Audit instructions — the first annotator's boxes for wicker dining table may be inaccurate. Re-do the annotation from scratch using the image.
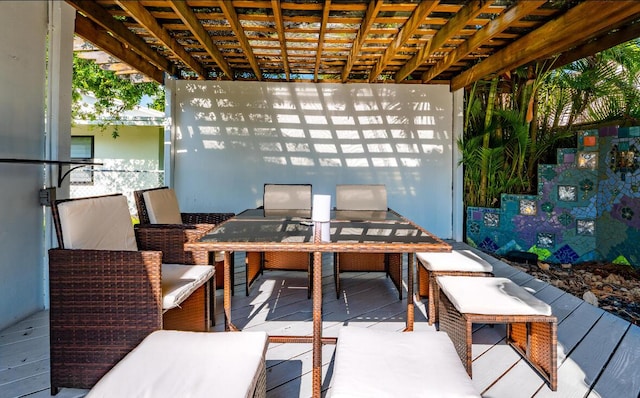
[185,208,451,398]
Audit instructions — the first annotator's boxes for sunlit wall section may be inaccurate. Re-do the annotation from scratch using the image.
[172,81,455,238]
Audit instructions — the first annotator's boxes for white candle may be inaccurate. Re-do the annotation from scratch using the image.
[312,194,331,222]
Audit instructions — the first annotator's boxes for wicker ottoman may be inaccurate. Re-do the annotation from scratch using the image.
[437,276,557,391]
[417,250,493,325]
[329,326,480,397]
[86,330,269,398]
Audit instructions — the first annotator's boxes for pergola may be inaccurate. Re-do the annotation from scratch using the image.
[69,0,640,89]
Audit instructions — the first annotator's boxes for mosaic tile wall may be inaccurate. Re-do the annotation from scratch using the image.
[466,126,640,269]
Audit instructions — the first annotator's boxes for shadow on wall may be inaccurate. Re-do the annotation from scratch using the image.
[171,82,456,237]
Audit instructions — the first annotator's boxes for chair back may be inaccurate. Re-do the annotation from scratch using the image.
[52,194,138,251]
[263,184,312,210]
[139,188,183,224]
[336,184,387,211]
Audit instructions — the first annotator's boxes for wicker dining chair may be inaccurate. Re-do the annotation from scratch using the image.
[333,184,403,299]
[245,184,313,297]
[48,194,215,393]
[134,186,235,292]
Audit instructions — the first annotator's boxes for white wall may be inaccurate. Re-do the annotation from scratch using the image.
[0,1,74,330]
[171,81,457,238]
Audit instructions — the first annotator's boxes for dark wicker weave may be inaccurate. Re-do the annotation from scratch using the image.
[438,288,558,391]
[417,265,492,325]
[49,195,213,394]
[134,187,235,293]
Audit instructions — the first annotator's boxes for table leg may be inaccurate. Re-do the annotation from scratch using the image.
[312,250,323,398]
[405,252,414,331]
[224,251,237,331]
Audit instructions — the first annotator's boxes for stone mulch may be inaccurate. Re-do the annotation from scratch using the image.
[499,258,640,326]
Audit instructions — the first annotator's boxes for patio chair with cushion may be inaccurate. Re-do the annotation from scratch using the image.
[134,186,235,293]
[246,183,313,297]
[333,184,403,299]
[48,194,215,393]
[86,330,269,398]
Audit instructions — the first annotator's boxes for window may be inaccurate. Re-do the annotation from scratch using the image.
[70,136,94,185]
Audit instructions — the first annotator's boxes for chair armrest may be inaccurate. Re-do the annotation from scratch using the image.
[48,248,163,389]
[181,212,235,225]
[134,225,210,264]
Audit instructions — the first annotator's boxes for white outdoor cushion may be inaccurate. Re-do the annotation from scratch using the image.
[161,264,214,310]
[437,276,552,316]
[87,330,268,398]
[143,188,183,224]
[263,184,312,210]
[335,184,387,211]
[57,195,138,251]
[417,250,493,273]
[330,326,480,398]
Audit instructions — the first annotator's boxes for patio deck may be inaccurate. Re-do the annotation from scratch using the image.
[1,242,638,398]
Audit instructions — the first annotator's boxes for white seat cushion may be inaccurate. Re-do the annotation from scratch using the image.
[330,326,480,398]
[57,195,138,251]
[263,184,312,210]
[143,188,183,224]
[336,184,387,211]
[161,264,214,310]
[437,276,552,316]
[87,330,268,398]
[417,250,493,273]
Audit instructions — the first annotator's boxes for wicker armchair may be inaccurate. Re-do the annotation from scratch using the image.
[246,184,313,297]
[49,194,214,393]
[134,186,235,292]
[333,184,403,299]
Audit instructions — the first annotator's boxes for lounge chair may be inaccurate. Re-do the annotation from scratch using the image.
[49,194,215,392]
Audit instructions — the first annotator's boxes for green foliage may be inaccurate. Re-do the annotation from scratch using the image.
[72,55,165,138]
[461,39,640,209]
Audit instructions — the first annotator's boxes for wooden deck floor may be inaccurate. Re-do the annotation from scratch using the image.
[1,243,639,397]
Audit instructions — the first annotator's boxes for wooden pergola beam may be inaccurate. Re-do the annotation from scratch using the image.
[451,1,640,91]
[74,14,164,84]
[368,0,439,82]
[420,1,545,83]
[219,0,262,80]
[314,0,331,82]
[341,0,383,82]
[67,0,174,77]
[115,0,208,79]
[271,0,291,80]
[395,0,494,82]
[169,0,234,79]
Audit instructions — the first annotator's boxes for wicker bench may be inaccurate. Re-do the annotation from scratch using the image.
[86,330,269,398]
[437,276,557,391]
[417,250,493,325]
[329,326,480,397]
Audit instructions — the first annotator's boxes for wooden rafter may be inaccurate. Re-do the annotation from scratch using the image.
[168,0,233,79]
[420,1,545,83]
[341,0,383,82]
[115,0,207,79]
[219,0,262,80]
[314,0,331,82]
[67,0,174,76]
[451,1,640,91]
[271,0,291,80]
[368,0,439,82]
[395,0,493,82]
[74,14,164,83]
